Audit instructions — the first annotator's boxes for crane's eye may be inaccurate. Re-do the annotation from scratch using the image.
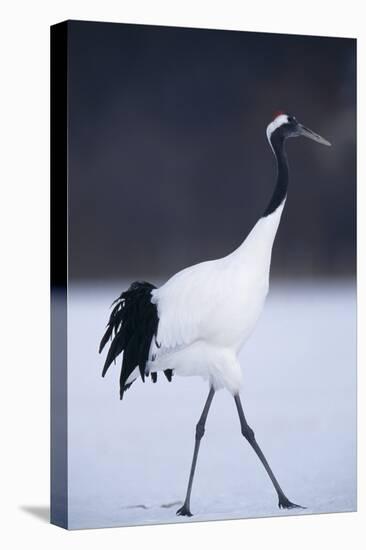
[287,116,297,125]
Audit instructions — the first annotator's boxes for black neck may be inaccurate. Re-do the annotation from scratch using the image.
[263,132,289,217]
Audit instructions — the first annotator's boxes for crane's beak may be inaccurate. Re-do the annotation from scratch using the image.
[297,124,331,146]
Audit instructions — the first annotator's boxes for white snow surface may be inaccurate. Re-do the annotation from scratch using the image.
[67,280,356,529]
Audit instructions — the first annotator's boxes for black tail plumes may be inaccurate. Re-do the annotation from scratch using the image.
[99,281,172,399]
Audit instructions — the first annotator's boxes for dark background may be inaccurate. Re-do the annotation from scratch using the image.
[67,20,356,282]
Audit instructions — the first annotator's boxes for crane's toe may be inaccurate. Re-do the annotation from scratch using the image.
[278,496,306,510]
[176,504,193,517]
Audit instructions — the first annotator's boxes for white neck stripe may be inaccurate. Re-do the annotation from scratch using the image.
[266,114,289,152]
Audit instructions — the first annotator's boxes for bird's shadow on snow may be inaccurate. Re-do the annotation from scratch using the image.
[121,501,183,511]
[20,505,49,523]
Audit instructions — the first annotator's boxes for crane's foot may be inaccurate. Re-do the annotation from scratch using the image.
[176,503,193,517]
[278,495,306,510]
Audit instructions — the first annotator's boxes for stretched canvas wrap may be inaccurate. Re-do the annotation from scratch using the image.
[51,20,357,530]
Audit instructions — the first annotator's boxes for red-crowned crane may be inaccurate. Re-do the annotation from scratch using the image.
[100,112,331,517]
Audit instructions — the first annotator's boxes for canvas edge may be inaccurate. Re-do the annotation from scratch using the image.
[50,20,69,530]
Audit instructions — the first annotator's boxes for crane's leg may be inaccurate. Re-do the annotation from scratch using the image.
[176,387,215,517]
[234,394,304,510]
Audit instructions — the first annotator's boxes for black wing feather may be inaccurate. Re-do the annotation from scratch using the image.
[99,281,173,400]
[164,369,173,382]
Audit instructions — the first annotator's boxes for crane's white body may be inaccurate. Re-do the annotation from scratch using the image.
[146,201,285,394]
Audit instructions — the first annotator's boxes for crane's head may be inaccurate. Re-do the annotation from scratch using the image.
[266,112,331,148]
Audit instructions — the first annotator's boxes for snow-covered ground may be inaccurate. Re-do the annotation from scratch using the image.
[67,280,356,529]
